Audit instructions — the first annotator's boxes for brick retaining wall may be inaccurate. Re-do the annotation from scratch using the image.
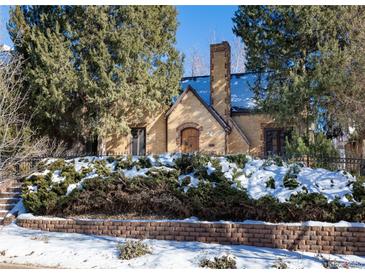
[16,218,365,256]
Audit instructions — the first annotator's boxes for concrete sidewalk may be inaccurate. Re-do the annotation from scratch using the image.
[0,262,54,269]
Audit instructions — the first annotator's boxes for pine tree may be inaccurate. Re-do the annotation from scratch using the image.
[232,6,364,138]
[8,6,183,150]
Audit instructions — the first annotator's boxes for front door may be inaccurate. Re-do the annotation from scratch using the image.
[181,128,199,153]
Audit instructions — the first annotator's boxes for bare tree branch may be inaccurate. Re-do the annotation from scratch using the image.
[230,37,246,74]
[0,53,61,179]
[187,46,208,77]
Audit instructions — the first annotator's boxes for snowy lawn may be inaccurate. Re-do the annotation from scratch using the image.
[0,223,365,269]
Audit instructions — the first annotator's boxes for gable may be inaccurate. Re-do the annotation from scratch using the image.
[166,86,231,132]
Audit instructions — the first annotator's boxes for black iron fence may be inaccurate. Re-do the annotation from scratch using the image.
[1,153,365,180]
[263,154,365,176]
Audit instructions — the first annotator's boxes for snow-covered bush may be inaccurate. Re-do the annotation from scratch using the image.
[175,153,211,174]
[263,155,284,167]
[265,177,276,189]
[22,158,96,215]
[20,153,365,222]
[117,240,152,260]
[226,154,249,168]
[199,255,237,269]
[271,258,288,269]
[283,164,301,189]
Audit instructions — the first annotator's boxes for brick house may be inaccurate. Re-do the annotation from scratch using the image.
[102,41,288,157]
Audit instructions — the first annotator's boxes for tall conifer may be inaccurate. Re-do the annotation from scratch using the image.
[233,6,364,137]
[8,6,183,149]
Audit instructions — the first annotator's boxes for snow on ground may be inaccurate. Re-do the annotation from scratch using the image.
[238,160,356,204]
[5,200,26,218]
[1,223,365,269]
[14,211,365,228]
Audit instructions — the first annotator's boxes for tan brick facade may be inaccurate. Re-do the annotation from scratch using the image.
[210,42,231,122]
[166,89,227,154]
[16,218,365,256]
[232,113,275,156]
[105,111,167,155]
[103,41,279,157]
[227,118,250,154]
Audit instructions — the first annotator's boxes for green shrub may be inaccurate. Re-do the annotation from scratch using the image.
[232,169,245,186]
[106,157,115,164]
[345,193,353,202]
[21,155,365,223]
[115,156,134,170]
[285,132,339,167]
[271,258,288,269]
[117,240,152,260]
[137,156,153,168]
[263,155,284,167]
[317,254,340,269]
[60,165,82,188]
[265,177,276,189]
[287,193,344,222]
[226,154,248,168]
[353,177,365,202]
[36,161,47,172]
[195,163,228,186]
[175,154,211,174]
[22,191,43,214]
[80,167,93,177]
[21,160,94,215]
[93,160,111,176]
[48,159,66,171]
[283,177,299,189]
[283,164,301,189]
[288,163,302,175]
[61,168,186,217]
[199,255,237,269]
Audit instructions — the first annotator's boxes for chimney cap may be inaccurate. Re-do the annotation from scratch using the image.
[210,41,230,48]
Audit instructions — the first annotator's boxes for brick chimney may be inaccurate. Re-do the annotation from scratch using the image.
[210,41,231,122]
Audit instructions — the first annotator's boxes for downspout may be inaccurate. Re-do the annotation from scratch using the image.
[165,114,169,153]
[225,129,228,155]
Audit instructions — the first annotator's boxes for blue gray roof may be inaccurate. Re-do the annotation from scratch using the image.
[180,72,261,112]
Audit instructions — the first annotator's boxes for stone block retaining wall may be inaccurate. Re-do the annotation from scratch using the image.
[0,179,17,192]
[16,218,365,256]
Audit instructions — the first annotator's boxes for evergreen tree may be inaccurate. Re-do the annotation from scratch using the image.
[232,6,364,138]
[8,6,183,150]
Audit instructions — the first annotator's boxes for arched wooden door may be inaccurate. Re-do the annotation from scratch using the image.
[181,128,199,153]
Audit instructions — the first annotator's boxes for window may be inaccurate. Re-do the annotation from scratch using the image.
[131,128,146,156]
[264,128,290,156]
[85,135,98,155]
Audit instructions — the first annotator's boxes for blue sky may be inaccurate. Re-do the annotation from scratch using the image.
[0,5,239,74]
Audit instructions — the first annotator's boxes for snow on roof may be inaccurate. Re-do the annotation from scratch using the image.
[180,72,262,111]
[180,75,211,104]
[0,44,12,52]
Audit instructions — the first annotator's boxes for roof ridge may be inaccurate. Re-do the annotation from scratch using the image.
[181,71,267,80]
